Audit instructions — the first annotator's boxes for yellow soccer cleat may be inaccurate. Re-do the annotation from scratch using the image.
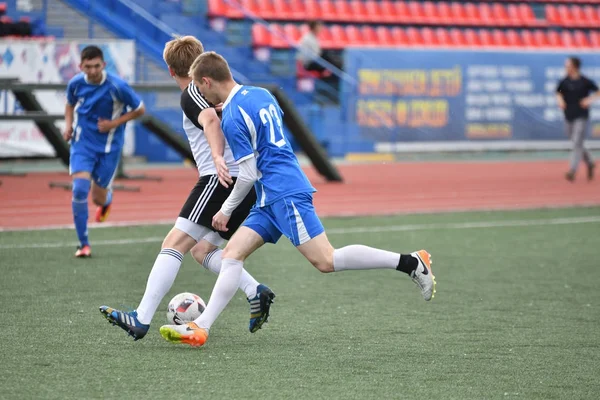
[159,322,209,347]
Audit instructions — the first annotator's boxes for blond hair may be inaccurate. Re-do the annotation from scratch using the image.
[188,51,232,83]
[163,35,204,78]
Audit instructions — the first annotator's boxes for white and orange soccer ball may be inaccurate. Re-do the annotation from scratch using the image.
[166,292,206,325]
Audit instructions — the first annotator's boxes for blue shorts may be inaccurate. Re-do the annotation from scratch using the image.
[69,146,121,189]
[243,192,325,247]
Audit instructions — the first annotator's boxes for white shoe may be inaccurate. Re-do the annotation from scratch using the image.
[410,250,436,301]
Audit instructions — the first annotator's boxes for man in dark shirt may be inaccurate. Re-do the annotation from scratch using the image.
[556,56,599,181]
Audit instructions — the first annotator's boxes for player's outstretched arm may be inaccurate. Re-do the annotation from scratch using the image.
[199,108,232,188]
[212,156,258,231]
[98,103,145,133]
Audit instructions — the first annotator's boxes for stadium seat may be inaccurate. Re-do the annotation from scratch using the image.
[533,30,550,47]
[435,28,451,46]
[320,0,336,21]
[507,5,521,26]
[520,30,535,48]
[406,27,423,46]
[252,23,270,47]
[283,23,301,43]
[330,25,349,48]
[394,1,410,23]
[407,1,426,24]
[345,25,364,46]
[259,0,277,20]
[334,0,355,22]
[271,0,293,20]
[376,26,395,46]
[560,30,577,48]
[363,1,383,23]
[450,3,468,25]
[464,29,482,47]
[422,2,441,25]
[207,0,227,17]
[287,0,304,20]
[318,25,335,49]
[506,30,523,47]
[582,5,600,27]
[556,5,575,26]
[545,5,559,24]
[573,30,591,48]
[547,30,562,47]
[304,0,322,20]
[464,3,480,26]
[224,0,244,19]
[378,1,397,24]
[589,31,600,48]
[421,27,437,46]
[491,4,511,26]
[391,26,409,46]
[492,29,508,47]
[519,4,542,27]
[479,29,494,47]
[361,26,378,46]
[477,4,494,26]
[269,23,288,48]
[350,1,373,23]
[437,2,451,25]
[449,28,467,47]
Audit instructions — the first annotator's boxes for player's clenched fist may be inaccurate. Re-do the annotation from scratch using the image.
[98,118,118,132]
[212,210,230,232]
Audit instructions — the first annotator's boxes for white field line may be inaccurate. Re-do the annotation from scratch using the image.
[1,215,599,250]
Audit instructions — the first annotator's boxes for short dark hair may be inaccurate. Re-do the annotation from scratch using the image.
[568,56,581,70]
[189,51,232,83]
[309,20,322,32]
[80,45,104,62]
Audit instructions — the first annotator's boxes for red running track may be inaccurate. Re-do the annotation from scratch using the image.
[1,160,599,230]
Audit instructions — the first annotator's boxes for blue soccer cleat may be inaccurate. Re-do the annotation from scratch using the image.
[99,306,149,341]
[247,284,276,333]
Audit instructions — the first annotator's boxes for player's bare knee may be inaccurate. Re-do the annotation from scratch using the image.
[162,227,196,254]
[191,241,218,265]
[312,256,334,273]
[222,245,246,262]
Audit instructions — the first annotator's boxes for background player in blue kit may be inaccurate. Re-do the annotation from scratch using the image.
[63,46,145,257]
[159,52,437,347]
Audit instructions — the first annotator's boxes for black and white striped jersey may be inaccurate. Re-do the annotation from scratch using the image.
[180,82,238,177]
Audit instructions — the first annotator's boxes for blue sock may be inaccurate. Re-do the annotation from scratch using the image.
[72,178,91,247]
[104,189,112,207]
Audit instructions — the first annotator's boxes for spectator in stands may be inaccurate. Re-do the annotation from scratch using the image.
[556,56,600,182]
[296,21,342,74]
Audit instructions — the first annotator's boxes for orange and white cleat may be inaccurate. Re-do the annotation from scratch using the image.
[95,203,111,223]
[75,245,92,258]
[410,250,436,301]
[159,322,208,347]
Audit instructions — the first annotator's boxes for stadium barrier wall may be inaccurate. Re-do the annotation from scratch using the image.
[333,48,600,156]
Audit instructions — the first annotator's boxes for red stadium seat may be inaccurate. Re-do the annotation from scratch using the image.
[207,0,227,17]
[437,2,451,25]
[533,30,550,47]
[477,4,494,26]
[463,29,481,47]
[589,31,600,48]
[505,30,523,47]
[557,5,575,26]
[376,26,395,46]
[492,29,508,47]
[573,31,591,48]
[570,5,587,27]
[492,4,510,26]
[317,25,334,49]
[519,4,540,27]
[345,25,364,46]
[506,5,521,26]
[547,30,562,47]
[449,28,467,47]
[391,27,409,46]
[450,3,468,25]
[269,24,288,48]
[406,27,423,46]
[545,5,559,24]
[240,0,259,17]
[420,27,437,46]
[334,0,355,22]
[350,1,372,23]
[272,0,293,20]
[394,1,410,23]
[330,25,349,48]
[378,1,397,23]
[423,2,441,25]
[560,30,577,48]
[407,1,426,24]
[260,0,277,20]
[364,1,383,23]
[479,29,494,47]
[464,3,480,25]
[583,6,600,27]
[520,30,535,48]
[435,28,451,46]
[304,0,321,19]
[320,0,337,21]
[223,0,244,19]
[361,26,378,46]
[252,23,270,47]
[287,0,305,20]
[283,24,301,44]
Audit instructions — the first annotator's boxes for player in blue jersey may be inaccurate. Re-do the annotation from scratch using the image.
[159,52,437,347]
[63,46,145,257]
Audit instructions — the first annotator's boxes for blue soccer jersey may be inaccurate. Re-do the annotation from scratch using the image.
[221,85,315,207]
[66,71,143,153]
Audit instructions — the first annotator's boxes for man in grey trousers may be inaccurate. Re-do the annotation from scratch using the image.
[556,56,600,182]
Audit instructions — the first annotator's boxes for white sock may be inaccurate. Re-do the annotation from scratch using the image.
[194,258,243,331]
[333,245,400,272]
[203,249,259,299]
[136,248,183,325]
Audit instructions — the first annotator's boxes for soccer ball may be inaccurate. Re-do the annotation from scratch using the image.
[166,292,206,325]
